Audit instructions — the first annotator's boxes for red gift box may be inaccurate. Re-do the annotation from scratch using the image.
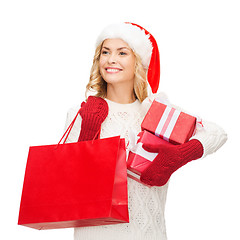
[141,99,196,145]
[18,109,129,230]
[127,131,172,184]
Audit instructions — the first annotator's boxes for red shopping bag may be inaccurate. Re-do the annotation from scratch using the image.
[18,108,129,230]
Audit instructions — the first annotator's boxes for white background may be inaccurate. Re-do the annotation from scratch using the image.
[0,0,239,239]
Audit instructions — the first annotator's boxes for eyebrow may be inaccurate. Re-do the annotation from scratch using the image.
[102,46,131,51]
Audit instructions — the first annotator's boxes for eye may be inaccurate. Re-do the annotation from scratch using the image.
[119,51,127,56]
[101,50,109,55]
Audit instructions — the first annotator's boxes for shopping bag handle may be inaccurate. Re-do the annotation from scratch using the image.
[58,108,81,145]
[91,127,101,144]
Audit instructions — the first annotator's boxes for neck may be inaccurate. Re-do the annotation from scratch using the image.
[106,83,136,104]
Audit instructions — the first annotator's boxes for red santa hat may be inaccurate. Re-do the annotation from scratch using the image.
[96,22,160,93]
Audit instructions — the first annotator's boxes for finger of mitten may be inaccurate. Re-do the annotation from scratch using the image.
[140,165,167,187]
[140,174,155,186]
[81,96,100,113]
[82,96,108,120]
[80,98,103,116]
[81,101,86,108]
[87,96,107,111]
[142,143,162,153]
[140,174,168,187]
[141,150,170,177]
[140,162,157,185]
[140,160,169,187]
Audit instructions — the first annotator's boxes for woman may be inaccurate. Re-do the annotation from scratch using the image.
[65,22,227,240]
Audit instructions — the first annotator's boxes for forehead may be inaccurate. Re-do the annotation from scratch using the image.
[102,38,131,49]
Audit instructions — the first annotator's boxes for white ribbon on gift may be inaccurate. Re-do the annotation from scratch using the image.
[127,130,158,183]
[154,103,181,142]
[154,98,204,141]
[127,130,158,162]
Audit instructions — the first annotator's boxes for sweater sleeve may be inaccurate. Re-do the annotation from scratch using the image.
[189,120,227,158]
[63,106,82,143]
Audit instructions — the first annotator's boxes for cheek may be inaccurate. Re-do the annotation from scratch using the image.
[125,58,135,75]
[99,58,106,76]
[99,57,105,68]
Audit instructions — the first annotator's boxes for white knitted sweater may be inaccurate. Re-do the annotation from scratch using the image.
[64,93,227,240]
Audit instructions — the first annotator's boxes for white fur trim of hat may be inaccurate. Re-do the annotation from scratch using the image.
[96,23,153,69]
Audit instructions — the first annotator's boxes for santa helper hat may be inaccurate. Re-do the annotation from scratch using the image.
[96,22,160,93]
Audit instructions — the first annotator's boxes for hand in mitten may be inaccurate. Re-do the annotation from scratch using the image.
[140,139,204,186]
[78,96,108,141]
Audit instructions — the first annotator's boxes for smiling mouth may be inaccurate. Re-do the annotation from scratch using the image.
[105,68,122,73]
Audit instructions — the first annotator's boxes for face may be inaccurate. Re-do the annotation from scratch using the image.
[99,38,136,86]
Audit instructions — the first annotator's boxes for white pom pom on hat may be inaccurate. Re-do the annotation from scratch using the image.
[96,22,160,93]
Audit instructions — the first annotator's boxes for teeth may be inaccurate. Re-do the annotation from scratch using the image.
[106,68,120,72]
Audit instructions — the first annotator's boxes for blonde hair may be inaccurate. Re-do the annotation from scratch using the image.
[86,42,148,102]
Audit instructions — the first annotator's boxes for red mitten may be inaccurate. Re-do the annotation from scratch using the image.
[78,96,108,141]
[140,139,204,186]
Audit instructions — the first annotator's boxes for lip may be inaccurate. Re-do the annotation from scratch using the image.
[105,67,122,73]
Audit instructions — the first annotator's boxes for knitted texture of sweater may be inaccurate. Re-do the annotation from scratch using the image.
[64,93,227,240]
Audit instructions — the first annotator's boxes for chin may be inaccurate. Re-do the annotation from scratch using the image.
[103,76,125,84]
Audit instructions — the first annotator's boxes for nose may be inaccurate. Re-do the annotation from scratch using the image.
[108,53,117,64]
